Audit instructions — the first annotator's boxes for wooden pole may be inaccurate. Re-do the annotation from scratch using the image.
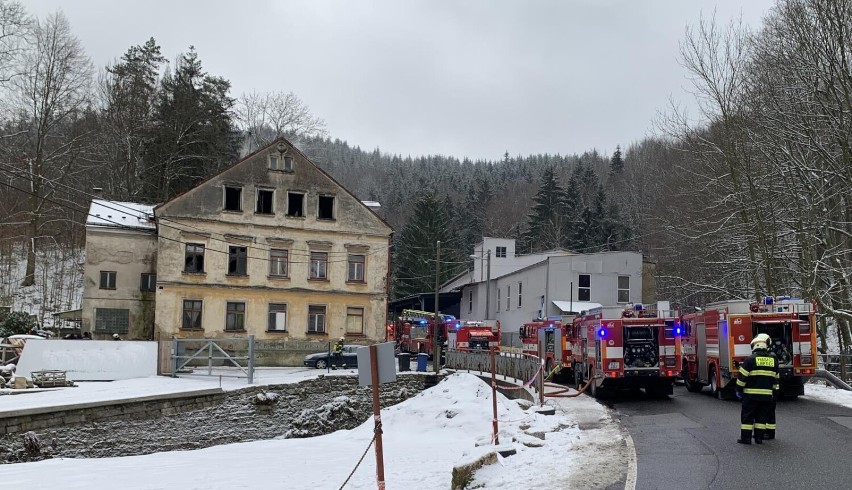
[491,347,499,445]
[370,345,386,489]
[434,240,441,373]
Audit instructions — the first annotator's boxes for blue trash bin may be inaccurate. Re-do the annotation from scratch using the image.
[416,353,429,372]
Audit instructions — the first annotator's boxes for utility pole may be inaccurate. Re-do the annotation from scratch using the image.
[485,249,492,320]
[433,240,441,374]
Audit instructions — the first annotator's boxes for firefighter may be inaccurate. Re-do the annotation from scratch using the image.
[333,337,344,358]
[736,333,779,445]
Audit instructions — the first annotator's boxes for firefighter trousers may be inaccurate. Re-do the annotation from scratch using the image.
[766,397,776,439]
[740,397,771,442]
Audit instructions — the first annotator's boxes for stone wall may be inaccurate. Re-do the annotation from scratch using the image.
[0,373,441,464]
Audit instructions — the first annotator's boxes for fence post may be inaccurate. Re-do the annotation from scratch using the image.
[247,335,255,384]
[171,336,178,377]
[207,340,213,376]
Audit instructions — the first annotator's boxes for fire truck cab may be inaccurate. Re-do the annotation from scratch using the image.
[681,297,817,399]
[572,302,681,398]
[448,320,500,351]
[394,309,455,356]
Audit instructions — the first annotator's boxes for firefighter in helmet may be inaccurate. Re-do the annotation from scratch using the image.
[333,337,345,358]
[736,333,779,444]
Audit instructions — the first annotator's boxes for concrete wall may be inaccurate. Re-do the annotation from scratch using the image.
[154,139,393,343]
[82,228,157,340]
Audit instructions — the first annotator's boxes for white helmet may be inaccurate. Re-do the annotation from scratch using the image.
[339,337,345,342]
[750,333,770,351]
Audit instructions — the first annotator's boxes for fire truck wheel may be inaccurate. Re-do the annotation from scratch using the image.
[709,369,722,400]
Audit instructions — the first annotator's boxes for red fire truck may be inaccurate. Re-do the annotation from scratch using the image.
[519,320,574,379]
[393,309,456,355]
[571,302,682,398]
[680,297,817,399]
[448,320,501,352]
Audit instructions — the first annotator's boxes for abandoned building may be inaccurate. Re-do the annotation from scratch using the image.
[81,138,393,347]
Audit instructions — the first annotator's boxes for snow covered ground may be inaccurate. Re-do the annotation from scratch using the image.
[2,371,628,489]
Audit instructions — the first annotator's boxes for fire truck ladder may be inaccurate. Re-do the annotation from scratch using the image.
[400,309,455,323]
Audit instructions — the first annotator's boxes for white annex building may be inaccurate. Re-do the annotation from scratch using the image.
[440,237,655,330]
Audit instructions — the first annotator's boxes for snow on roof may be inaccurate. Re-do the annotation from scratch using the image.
[86,200,156,230]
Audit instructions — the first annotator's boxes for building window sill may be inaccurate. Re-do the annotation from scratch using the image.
[224,329,246,333]
[305,331,327,336]
[182,271,207,276]
[285,215,306,219]
[254,212,274,217]
[226,274,249,278]
[345,333,366,338]
[308,277,329,282]
[266,329,288,334]
[99,287,116,291]
[345,280,366,285]
[269,169,294,174]
[268,275,290,280]
[180,327,203,332]
[317,218,336,222]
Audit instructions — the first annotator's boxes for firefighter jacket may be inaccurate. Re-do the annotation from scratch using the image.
[736,348,780,401]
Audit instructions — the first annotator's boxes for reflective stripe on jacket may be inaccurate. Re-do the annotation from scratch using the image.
[736,349,779,400]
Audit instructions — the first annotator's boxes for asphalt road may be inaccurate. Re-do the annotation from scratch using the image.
[609,384,852,490]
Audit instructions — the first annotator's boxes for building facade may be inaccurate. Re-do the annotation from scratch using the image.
[153,139,393,343]
[81,200,157,340]
[443,238,650,329]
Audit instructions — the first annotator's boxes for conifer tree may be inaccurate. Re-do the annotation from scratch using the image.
[610,145,624,174]
[392,193,464,299]
[523,167,569,252]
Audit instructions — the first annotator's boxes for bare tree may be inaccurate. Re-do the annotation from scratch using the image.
[2,11,92,286]
[236,90,327,154]
[0,0,29,84]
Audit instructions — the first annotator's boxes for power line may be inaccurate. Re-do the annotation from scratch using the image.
[0,179,390,266]
[0,163,389,260]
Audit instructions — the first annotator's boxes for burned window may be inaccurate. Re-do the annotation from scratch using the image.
[228,246,248,275]
[287,192,304,217]
[224,186,242,211]
[256,189,274,214]
[185,244,205,273]
[318,195,335,220]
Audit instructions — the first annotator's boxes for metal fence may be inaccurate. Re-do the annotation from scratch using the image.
[168,336,256,384]
[818,353,852,382]
[445,350,542,385]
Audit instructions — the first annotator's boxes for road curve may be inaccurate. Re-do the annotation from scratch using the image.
[610,384,852,489]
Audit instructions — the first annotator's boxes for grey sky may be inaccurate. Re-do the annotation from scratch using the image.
[29,0,776,161]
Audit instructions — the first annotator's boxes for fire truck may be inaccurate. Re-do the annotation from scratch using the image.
[680,297,817,400]
[519,320,574,379]
[571,302,682,398]
[448,320,501,352]
[393,309,456,355]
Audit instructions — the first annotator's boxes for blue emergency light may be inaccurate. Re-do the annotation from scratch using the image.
[598,327,607,338]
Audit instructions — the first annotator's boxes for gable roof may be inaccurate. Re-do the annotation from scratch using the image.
[154,137,393,233]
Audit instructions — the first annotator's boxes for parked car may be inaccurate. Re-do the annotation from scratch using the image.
[304,345,360,369]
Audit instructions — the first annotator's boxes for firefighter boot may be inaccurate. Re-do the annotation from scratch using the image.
[753,428,764,445]
[764,429,775,440]
[737,430,752,445]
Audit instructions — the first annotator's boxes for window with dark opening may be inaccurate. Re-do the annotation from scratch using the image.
[184,244,205,273]
[287,192,304,217]
[182,300,202,330]
[225,302,245,331]
[283,156,293,171]
[256,189,274,214]
[99,271,116,289]
[578,274,591,302]
[228,246,248,275]
[224,186,242,211]
[318,195,335,220]
[140,273,157,291]
[496,246,507,258]
[617,275,630,303]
